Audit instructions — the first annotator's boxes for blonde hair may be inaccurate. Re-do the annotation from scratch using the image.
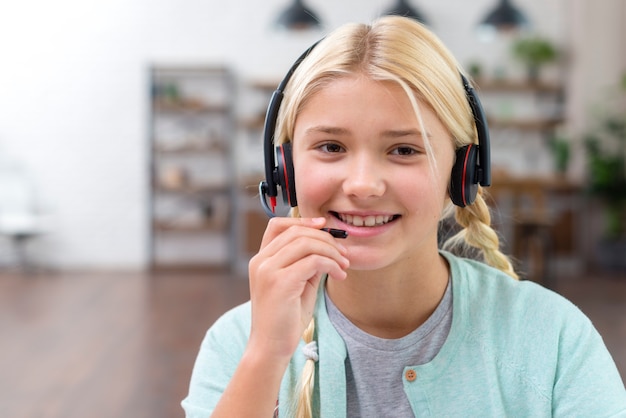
[293,319,316,418]
[277,15,518,417]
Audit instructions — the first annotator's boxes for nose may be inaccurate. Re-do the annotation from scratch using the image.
[342,153,386,199]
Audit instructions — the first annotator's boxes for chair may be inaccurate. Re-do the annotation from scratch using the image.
[487,171,554,286]
[0,165,47,272]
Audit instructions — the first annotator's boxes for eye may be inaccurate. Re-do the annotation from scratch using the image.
[317,142,344,153]
[390,145,420,156]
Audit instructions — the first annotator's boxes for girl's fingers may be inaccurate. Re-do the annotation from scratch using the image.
[251,217,348,280]
[259,217,326,249]
[272,234,348,269]
[259,218,347,261]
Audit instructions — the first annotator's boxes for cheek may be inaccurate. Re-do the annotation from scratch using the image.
[428,148,456,205]
[398,167,451,215]
[294,164,337,216]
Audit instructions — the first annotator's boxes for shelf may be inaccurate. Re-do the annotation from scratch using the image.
[239,115,265,130]
[153,220,227,233]
[488,117,565,131]
[152,65,231,76]
[490,172,582,193]
[154,143,229,155]
[475,79,563,94]
[153,99,230,114]
[248,79,280,91]
[155,184,230,194]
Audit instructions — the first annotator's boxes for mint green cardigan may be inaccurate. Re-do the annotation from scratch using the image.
[182,253,626,417]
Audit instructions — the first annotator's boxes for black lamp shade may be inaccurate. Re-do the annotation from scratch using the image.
[275,0,321,31]
[480,0,529,31]
[384,0,428,25]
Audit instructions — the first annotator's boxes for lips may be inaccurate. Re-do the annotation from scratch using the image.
[331,211,399,227]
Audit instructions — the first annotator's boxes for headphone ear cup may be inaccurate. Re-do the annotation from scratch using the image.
[450,144,478,207]
[275,143,297,207]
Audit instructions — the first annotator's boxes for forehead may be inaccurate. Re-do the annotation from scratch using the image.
[295,74,448,139]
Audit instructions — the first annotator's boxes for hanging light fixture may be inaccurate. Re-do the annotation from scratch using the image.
[479,0,529,32]
[275,0,322,31]
[384,0,428,25]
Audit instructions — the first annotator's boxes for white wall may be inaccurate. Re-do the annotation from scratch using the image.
[568,0,626,135]
[0,0,619,269]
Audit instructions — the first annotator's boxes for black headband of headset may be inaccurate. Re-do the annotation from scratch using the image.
[461,74,491,187]
[261,41,321,202]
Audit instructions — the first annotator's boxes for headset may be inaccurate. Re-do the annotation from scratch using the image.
[259,41,491,218]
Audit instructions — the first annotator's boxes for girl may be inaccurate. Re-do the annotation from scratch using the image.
[182,16,626,417]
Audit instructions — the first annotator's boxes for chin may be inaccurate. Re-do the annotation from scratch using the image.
[345,249,398,272]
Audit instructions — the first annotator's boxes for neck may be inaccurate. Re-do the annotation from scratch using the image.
[326,251,450,339]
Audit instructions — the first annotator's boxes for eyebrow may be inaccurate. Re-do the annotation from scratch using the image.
[304,125,430,138]
[303,126,350,136]
[381,128,430,139]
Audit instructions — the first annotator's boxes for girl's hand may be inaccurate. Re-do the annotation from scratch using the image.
[247,217,349,362]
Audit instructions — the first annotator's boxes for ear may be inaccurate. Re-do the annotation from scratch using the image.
[449,144,478,207]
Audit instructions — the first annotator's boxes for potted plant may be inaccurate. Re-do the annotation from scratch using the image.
[548,134,571,176]
[583,73,626,271]
[511,35,558,81]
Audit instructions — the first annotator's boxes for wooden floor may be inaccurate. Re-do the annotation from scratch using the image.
[0,268,624,418]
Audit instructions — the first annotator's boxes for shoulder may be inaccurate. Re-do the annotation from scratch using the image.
[441,251,599,371]
[442,252,626,411]
[204,301,252,348]
[442,251,584,326]
[190,301,252,378]
[181,301,252,417]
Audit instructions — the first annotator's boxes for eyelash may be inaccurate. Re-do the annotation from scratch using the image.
[317,142,344,153]
[390,146,420,156]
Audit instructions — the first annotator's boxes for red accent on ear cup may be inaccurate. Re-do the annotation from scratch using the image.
[461,146,472,206]
[280,145,292,205]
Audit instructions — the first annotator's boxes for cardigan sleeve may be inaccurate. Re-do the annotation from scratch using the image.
[181,302,252,418]
[551,309,626,417]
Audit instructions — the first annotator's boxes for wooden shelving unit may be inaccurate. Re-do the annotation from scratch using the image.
[231,80,279,274]
[475,78,566,137]
[475,78,578,278]
[148,65,236,270]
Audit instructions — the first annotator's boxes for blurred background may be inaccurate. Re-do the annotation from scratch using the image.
[0,0,624,417]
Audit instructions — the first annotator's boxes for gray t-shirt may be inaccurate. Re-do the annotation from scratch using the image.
[325,279,452,417]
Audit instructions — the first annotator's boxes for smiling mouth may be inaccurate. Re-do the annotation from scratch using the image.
[331,211,400,227]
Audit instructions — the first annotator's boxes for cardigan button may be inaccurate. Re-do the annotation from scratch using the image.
[405,369,417,382]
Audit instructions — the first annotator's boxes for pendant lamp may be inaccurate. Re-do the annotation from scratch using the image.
[275,0,322,31]
[384,0,428,25]
[479,0,529,32]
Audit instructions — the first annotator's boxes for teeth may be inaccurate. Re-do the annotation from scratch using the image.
[338,213,394,227]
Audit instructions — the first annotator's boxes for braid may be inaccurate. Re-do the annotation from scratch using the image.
[294,318,316,418]
[443,188,519,280]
